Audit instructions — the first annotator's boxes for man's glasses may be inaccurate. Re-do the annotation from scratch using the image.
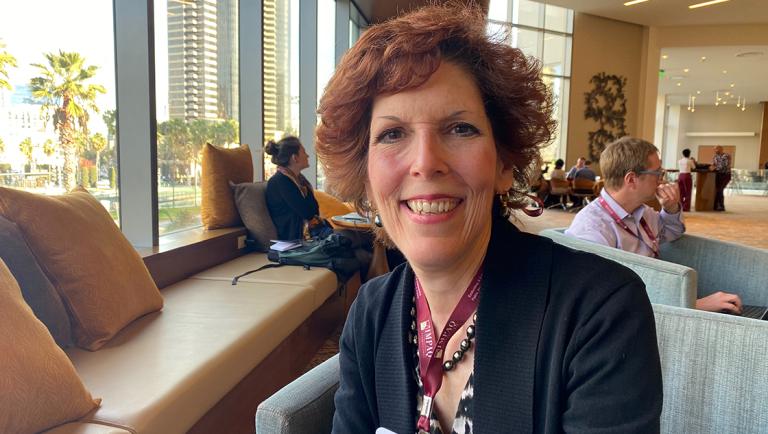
[637,169,666,180]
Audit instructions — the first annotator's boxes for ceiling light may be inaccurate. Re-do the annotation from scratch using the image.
[696,90,701,94]
[683,68,690,73]
[624,0,648,5]
[700,56,707,61]
[689,0,730,9]
[725,91,730,95]
[730,83,735,88]
[662,54,669,59]
[722,70,728,74]
[676,82,682,87]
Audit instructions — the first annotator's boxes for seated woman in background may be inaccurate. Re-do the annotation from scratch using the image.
[317,4,662,434]
[550,158,566,180]
[264,136,322,240]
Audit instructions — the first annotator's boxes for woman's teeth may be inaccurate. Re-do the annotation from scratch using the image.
[406,199,459,215]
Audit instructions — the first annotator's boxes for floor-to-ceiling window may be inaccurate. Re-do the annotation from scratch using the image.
[263,0,300,181]
[316,0,337,191]
[154,0,240,235]
[488,0,573,164]
[0,0,119,223]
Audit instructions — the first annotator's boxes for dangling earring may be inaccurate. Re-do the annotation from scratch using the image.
[497,190,544,218]
[374,214,383,228]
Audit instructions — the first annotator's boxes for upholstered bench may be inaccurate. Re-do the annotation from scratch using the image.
[44,257,352,434]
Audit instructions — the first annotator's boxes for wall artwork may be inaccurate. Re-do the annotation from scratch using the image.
[584,73,628,162]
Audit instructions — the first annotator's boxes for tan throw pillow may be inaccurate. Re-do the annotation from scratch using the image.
[0,187,163,350]
[0,216,73,347]
[315,190,354,219]
[201,143,253,229]
[231,181,278,252]
[0,258,100,433]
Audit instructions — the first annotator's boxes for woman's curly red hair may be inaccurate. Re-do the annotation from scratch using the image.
[315,2,555,213]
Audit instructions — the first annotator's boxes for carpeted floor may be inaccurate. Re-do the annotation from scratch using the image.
[303,193,768,372]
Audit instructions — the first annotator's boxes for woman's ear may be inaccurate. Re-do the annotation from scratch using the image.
[495,158,515,193]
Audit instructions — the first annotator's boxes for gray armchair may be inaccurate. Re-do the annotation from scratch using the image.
[538,228,768,308]
[255,305,768,434]
[256,355,339,434]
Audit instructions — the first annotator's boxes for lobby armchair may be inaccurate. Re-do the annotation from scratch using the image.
[539,228,768,308]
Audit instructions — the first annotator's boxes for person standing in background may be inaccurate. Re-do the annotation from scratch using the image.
[710,146,731,212]
[677,149,696,212]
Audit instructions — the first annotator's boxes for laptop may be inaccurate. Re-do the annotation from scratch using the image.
[740,305,768,320]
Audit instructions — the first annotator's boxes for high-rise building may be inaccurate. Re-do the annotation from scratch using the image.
[262,0,292,141]
[167,0,238,122]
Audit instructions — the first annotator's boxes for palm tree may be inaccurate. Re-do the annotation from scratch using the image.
[19,137,35,173]
[29,51,106,191]
[90,132,107,178]
[0,42,17,90]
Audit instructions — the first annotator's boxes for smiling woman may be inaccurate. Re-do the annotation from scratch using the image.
[316,4,663,434]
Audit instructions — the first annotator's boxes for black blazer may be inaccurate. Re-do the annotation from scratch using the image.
[265,171,319,240]
[332,216,662,434]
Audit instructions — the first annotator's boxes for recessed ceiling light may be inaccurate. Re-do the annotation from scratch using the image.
[700,56,707,61]
[676,82,682,87]
[662,54,669,59]
[725,91,730,95]
[696,90,701,94]
[689,0,730,9]
[722,70,728,74]
[624,0,648,5]
[683,68,690,73]
[730,83,735,87]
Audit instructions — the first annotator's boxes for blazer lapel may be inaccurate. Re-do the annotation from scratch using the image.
[376,264,418,434]
[474,219,553,433]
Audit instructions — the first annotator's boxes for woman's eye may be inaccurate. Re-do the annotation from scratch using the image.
[451,122,480,137]
[375,128,404,144]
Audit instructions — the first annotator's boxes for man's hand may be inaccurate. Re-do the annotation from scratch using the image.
[696,291,743,315]
[656,182,681,214]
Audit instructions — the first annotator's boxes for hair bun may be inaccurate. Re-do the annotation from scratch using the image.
[264,140,278,155]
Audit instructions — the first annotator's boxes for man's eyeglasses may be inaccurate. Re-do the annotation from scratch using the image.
[637,169,666,180]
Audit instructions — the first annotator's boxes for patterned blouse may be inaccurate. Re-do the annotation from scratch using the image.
[413,355,475,434]
[713,152,731,174]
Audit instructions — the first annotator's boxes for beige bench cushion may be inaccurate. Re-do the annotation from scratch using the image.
[67,278,315,434]
[191,253,338,310]
[44,422,132,434]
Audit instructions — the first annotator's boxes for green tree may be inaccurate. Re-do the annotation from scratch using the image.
[211,119,239,146]
[29,51,106,191]
[90,132,107,177]
[157,119,191,183]
[188,119,213,186]
[0,137,5,154]
[42,139,55,157]
[19,137,36,173]
[0,42,17,90]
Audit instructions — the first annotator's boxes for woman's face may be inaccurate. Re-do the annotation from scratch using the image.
[366,61,514,271]
[294,146,310,171]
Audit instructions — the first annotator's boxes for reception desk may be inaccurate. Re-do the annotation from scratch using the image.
[694,170,716,211]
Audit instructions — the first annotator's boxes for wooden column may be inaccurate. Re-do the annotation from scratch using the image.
[760,102,768,168]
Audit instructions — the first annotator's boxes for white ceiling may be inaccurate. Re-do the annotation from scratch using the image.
[542,0,768,27]
[659,45,768,105]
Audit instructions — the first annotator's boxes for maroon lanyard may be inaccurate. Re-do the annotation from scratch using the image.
[414,268,482,432]
[598,197,659,258]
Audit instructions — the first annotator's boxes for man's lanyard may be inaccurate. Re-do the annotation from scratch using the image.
[598,197,659,258]
[414,268,482,433]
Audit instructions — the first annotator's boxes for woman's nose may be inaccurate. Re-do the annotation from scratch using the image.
[409,130,450,179]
